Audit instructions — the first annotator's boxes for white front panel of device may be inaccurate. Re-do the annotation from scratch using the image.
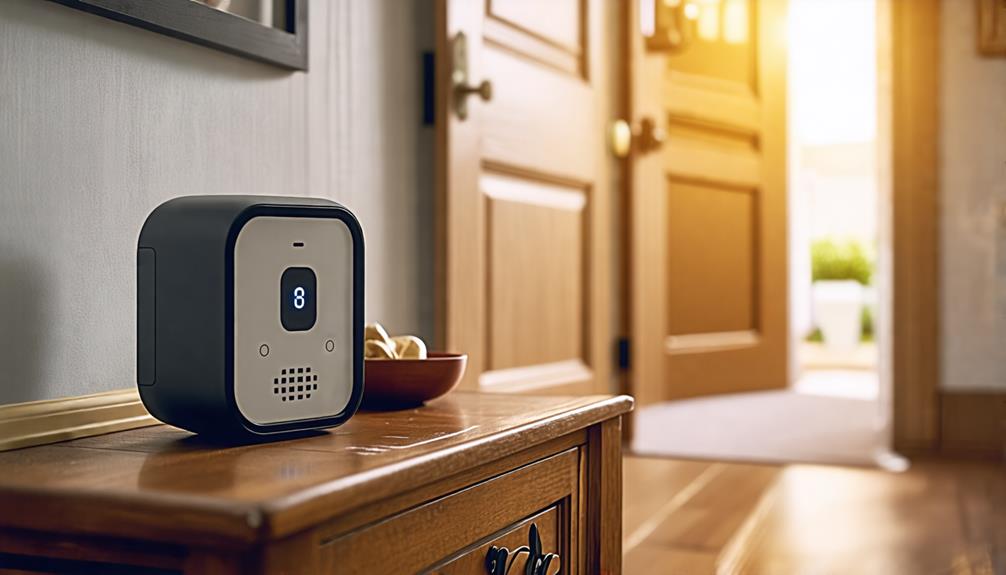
[233,216,354,425]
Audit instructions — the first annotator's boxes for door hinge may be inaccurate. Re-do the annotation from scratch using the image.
[616,337,630,371]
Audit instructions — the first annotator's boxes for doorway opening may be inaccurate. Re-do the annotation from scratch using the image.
[786,0,891,464]
[631,0,893,467]
[790,0,880,396]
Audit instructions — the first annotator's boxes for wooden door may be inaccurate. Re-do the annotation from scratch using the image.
[628,0,788,404]
[436,0,612,395]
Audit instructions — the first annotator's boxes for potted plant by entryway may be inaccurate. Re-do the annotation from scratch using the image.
[810,239,874,355]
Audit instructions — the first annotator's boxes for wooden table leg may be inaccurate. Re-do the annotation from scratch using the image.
[586,417,623,574]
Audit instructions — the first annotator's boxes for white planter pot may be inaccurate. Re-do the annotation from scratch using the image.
[812,280,863,355]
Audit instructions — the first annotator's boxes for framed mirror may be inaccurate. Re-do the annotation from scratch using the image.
[50,0,308,70]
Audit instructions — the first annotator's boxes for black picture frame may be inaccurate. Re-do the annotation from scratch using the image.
[50,0,308,71]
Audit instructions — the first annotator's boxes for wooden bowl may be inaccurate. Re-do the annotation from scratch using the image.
[362,352,468,408]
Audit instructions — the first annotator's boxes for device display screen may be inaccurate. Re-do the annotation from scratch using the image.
[280,267,317,331]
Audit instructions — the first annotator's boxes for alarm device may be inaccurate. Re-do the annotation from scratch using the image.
[136,195,364,437]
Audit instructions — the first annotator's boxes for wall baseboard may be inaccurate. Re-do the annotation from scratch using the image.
[0,389,157,452]
[940,391,1006,459]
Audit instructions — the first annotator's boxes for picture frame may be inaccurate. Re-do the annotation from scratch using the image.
[49,0,308,70]
[978,0,1006,56]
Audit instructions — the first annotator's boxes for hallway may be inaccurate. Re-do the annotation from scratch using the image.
[623,456,1006,574]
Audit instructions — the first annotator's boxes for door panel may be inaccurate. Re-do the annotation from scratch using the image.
[629,0,788,403]
[489,0,582,53]
[486,173,585,371]
[484,0,585,76]
[667,181,756,336]
[438,0,610,396]
[481,46,594,181]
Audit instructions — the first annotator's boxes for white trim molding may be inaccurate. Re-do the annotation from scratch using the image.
[0,389,156,452]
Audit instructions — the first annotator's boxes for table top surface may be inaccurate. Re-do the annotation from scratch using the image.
[0,392,631,545]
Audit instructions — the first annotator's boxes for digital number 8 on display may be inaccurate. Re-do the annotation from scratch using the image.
[280,267,316,332]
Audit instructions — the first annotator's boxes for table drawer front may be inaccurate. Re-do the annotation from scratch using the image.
[320,448,579,574]
[432,506,561,574]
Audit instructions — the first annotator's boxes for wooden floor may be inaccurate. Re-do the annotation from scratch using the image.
[623,455,1006,574]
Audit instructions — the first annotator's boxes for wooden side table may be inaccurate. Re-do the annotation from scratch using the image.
[0,392,631,574]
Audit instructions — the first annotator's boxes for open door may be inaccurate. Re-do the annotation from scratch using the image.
[435,0,612,395]
[628,0,789,404]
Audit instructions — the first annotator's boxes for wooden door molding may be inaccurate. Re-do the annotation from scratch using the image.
[625,0,667,407]
[435,0,486,390]
[436,0,612,397]
[891,0,941,452]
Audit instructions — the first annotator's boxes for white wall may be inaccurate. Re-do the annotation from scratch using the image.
[801,143,878,243]
[0,0,433,404]
[939,0,1006,391]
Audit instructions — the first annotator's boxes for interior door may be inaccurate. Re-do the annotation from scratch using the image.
[436,0,612,395]
[628,0,788,404]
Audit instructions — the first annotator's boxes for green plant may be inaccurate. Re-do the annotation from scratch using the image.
[811,238,874,285]
[861,305,874,342]
[803,310,873,343]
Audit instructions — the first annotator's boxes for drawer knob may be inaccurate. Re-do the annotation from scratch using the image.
[484,523,560,575]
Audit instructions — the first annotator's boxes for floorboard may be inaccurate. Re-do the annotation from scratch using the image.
[624,544,718,575]
[623,455,1006,574]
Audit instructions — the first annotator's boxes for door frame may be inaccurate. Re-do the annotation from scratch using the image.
[618,0,946,454]
[890,0,940,453]
[889,0,1004,457]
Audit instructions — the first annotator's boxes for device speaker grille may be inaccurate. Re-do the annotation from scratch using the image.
[273,366,319,402]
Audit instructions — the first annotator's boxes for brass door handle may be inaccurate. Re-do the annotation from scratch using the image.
[610,117,666,158]
[451,32,493,120]
[456,79,493,104]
